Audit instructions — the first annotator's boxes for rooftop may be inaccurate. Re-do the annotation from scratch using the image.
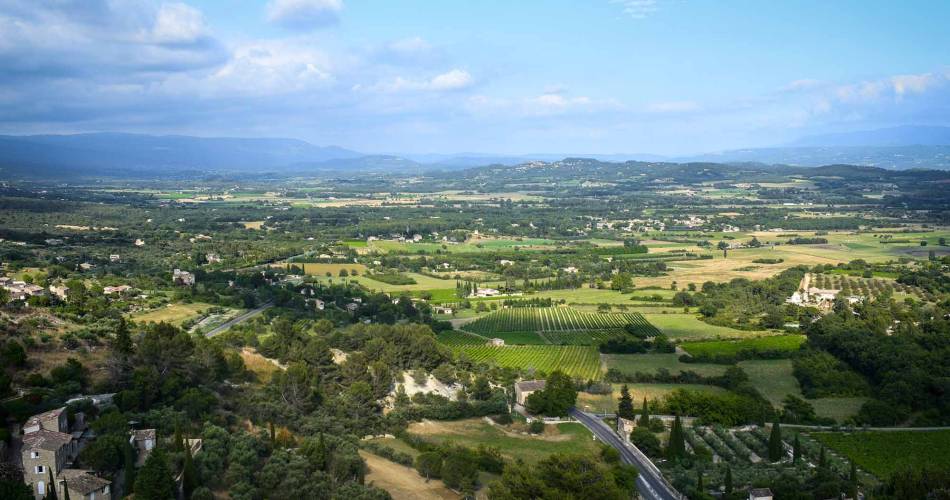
[23,429,73,451]
[60,469,111,494]
[515,379,546,392]
[26,407,65,426]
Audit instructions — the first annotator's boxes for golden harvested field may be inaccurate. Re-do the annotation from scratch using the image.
[283,263,368,276]
[240,220,264,229]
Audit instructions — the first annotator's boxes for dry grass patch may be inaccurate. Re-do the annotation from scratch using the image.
[240,347,284,383]
[360,451,459,500]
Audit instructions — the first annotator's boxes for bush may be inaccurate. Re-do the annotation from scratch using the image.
[630,427,661,457]
[528,419,545,434]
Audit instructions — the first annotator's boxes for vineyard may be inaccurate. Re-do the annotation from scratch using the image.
[463,307,659,338]
[437,338,603,380]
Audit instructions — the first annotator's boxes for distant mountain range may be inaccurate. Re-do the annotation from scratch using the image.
[788,125,950,147]
[0,133,362,178]
[1,126,949,179]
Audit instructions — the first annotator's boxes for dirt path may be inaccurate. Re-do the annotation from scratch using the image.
[360,451,459,500]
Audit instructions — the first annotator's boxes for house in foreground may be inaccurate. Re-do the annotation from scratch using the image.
[514,379,546,406]
[21,407,111,500]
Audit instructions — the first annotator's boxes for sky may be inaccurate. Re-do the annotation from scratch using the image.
[1,0,949,155]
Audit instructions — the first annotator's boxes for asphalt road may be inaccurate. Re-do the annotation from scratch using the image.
[205,302,274,337]
[569,409,681,500]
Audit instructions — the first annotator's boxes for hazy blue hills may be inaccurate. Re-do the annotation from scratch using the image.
[3,128,950,179]
[0,133,362,177]
[789,125,950,147]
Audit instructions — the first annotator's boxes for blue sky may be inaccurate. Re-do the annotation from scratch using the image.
[1,0,949,155]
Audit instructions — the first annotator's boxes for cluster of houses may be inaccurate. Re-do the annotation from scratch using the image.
[18,406,174,500]
[0,277,44,302]
[786,274,861,311]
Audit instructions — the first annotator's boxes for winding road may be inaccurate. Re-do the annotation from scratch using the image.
[569,409,682,500]
[205,302,274,337]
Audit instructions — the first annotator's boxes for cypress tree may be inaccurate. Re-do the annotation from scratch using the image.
[62,479,70,500]
[818,445,827,468]
[724,466,733,493]
[849,459,857,482]
[182,440,198,499]
[617,385,635,420]
[666,415,686,460]
[637,398,650,427]
[768,422,783,462]
[173,425,183,452]
[696,470,703,492]
[793,434,801,464]
[45,469,57,500]
[269,421,276,443]
[123,442,136,494]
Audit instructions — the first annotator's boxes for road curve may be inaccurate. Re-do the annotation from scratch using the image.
[569,409,681,500]
[205,302,274,337]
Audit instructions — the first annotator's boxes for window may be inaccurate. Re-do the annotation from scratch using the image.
[37,481,45,495]
[35,465,45,474]
[31,451,40,459]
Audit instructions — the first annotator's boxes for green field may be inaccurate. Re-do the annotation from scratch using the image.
[398,419,599,464]
[446,344,602,380]
[643,313,774,340]
[463,307,659,338]
[812,430,950,479]
[738,359,864,421]
[604,353,729,377]
[577,383,727,411]
[680,335,806,357]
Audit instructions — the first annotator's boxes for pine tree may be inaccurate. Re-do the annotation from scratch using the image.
[665,415,686,460]
[617,385,635,420]
[724,466,733,493]
[768,422,783,462]
[637,397,650,427]
[134,449,176,500]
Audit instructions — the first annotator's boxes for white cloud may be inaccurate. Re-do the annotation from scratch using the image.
[205,39,335,95]
[151,3,209,45]
[429,69,473,91]
[833,71,949,103]
[267,0,343,30]
[359,68,474,93]
[387,36,431,55]
[646,100,699,113]
[779,79,824,93]
[611,0,659,19]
